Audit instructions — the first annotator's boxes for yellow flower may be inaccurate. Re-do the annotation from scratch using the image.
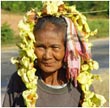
[81,64,89,71]
[77,72,93,85]
[11,57,19,64]
[23,89,38,107]
[93,60,99,70]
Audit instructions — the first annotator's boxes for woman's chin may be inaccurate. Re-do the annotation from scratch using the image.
[40,66,60,73]
[41,68,57,73]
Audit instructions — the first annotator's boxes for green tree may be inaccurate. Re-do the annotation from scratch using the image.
[64,1,109,16]
[1,1,42,13]
[1,23,14,43]
[1,1,109,16]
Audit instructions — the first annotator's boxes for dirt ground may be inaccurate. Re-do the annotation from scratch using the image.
[93,70,109,107]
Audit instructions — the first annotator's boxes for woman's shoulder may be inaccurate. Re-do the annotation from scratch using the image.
[9,71,20,80]
[68,81,82,94]
[3,72,26,107]
[7,72,26,93]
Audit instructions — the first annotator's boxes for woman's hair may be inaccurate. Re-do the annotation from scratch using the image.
[33,15,67,42]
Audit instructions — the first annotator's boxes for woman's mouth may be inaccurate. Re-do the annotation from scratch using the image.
[43,62,54,67]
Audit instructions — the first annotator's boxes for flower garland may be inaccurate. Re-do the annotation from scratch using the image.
[11,1,106,107]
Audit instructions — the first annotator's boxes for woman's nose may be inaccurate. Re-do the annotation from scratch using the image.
[43,49,52,60]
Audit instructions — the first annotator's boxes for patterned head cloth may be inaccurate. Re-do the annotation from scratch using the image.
[64,17,91,87]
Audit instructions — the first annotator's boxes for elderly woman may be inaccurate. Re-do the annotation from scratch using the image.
[3,1,106,107]
[3,15,84,107]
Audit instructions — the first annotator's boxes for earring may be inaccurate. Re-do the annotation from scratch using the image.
[34,59,38,68]
[62,62,67,69]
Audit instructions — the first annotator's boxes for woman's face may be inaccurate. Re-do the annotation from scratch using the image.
[34,22,65,73]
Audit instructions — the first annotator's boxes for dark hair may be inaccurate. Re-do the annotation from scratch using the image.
[33,15,67,43]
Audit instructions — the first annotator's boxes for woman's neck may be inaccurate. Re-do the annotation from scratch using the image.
[40,69,67,86]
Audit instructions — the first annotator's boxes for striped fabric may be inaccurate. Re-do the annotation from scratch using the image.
[64,17,91,87]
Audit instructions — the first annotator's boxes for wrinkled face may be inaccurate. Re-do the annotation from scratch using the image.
[34,22,65,73]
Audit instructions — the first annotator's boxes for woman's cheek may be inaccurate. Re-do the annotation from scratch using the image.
[34,49,43,58]
[53,51,65,61]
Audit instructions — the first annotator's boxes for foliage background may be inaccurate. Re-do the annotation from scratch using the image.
[1,1,109,45]
[1,1,109,16]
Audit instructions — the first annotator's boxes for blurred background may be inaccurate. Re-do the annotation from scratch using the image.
[1,1,109,107]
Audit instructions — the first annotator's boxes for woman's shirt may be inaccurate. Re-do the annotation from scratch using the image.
[2,72,82,107]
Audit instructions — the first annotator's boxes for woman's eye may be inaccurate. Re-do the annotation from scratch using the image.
[35,45,45,50]
[38,46,44,49]
[52,46,60,51]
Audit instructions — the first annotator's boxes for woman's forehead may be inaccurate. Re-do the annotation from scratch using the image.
[38,22,65,33]
[35,22,65,39]
[35,28,65,42]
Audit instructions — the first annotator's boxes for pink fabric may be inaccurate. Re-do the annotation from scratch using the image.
[64,17,91,87]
